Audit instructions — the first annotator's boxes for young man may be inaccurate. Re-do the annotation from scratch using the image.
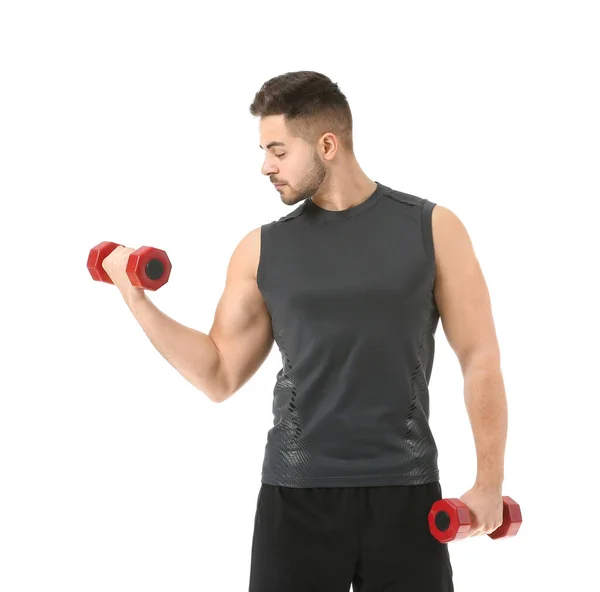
[102,71,507,592]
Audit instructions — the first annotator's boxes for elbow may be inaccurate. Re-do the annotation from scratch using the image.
[197,354,233,403]
[203,385,228,403]
[460,347,501,376]
[194,377,231,404]
[200,390,226,404]
[207,391,222,403]
[210,347,233,403]
[210,391,227,404]
[208,382,234,404]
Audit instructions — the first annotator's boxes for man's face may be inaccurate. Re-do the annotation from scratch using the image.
[259,115,327,206]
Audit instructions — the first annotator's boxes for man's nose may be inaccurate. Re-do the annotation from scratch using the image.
[262,159,278,176]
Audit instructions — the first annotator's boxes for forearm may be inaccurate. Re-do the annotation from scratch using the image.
[463,358,508,491]
[123,289,226,401]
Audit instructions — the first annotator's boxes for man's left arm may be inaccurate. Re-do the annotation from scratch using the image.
[431,204,508,494]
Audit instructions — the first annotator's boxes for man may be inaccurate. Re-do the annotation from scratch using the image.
[102,71,507,591]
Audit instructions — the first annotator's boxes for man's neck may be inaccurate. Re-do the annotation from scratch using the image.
[311,173,377,212]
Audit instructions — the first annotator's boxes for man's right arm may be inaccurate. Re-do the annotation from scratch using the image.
[124,227,273,402]
[208,226,274,401]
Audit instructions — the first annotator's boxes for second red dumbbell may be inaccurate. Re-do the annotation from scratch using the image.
[87,241,172,291]
[428,496,522,543]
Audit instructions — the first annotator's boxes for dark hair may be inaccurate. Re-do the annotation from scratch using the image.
[249,71,353,153]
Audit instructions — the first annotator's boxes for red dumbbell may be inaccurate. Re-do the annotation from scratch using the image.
[87,241,172,291]
[428,496,522,543]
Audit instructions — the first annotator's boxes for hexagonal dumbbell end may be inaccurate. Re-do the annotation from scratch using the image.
[428,498,472,543]
[87,241,123,284]
[488,496,522,539]
[125,246,171,291]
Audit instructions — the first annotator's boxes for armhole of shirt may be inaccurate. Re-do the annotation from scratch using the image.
[256,223,269,290]
[421,199,437,276]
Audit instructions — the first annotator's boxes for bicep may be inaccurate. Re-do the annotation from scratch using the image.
[432,205,501,370]
[209,228,274,399]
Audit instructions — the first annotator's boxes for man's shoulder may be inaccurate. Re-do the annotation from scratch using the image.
[382,185,431,207]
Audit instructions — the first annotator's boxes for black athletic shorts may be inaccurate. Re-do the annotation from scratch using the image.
[248,481,454,592]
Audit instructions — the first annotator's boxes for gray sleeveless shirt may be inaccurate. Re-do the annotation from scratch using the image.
[257,181,440,488]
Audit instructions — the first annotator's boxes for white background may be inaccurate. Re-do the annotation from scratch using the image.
[1,1,598,590]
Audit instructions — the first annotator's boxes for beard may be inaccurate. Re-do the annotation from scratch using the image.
[280,150,327,206]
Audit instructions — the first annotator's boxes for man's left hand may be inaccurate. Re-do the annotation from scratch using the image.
[458,484,504,537]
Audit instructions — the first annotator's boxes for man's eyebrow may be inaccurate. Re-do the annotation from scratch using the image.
[259,141,286,150]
